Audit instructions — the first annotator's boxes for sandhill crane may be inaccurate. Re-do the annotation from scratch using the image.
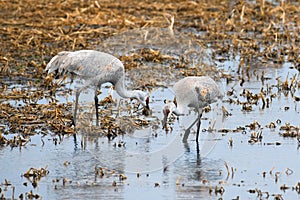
[45,50,149,126]
[163,76,223,143]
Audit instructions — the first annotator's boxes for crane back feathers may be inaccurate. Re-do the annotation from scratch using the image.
[173,76,223,114]
[45,50,125,86]
[45,50,148,106]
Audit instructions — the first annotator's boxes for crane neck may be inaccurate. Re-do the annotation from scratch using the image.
[114,77,137,99]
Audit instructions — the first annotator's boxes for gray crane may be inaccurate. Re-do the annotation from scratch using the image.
[163,76,223,142]
[45,50,148,126]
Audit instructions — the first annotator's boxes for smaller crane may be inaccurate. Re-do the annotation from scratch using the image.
[163,76,223,142]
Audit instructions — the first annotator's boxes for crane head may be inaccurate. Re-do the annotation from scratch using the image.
[133,90,150,114]
[163,100,177,118]
[162,100,177,131]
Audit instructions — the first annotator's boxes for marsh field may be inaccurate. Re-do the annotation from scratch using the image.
[0,0,300,199]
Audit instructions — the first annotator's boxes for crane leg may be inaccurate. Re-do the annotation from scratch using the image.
[94,94,99,126]
[182,115,200,143]
[182,111,203,143]
[195,112,203,142]
[73,91,80,126]
[182,129,190,143]
[196,141,200,155]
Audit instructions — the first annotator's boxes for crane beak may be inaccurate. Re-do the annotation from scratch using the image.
[142,96,150,116]
[145,96,150,108]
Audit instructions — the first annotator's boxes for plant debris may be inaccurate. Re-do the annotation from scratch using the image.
[23,166,49,188]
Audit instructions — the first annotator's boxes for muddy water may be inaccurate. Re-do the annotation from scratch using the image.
[1,60,300,200]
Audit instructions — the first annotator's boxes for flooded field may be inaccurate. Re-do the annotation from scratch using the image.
[1,56,300,200]
[1,0,300,199]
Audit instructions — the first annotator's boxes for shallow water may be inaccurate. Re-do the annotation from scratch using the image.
[1,59,300,200]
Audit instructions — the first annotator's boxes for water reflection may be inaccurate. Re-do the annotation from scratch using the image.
[172,141,223,200]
